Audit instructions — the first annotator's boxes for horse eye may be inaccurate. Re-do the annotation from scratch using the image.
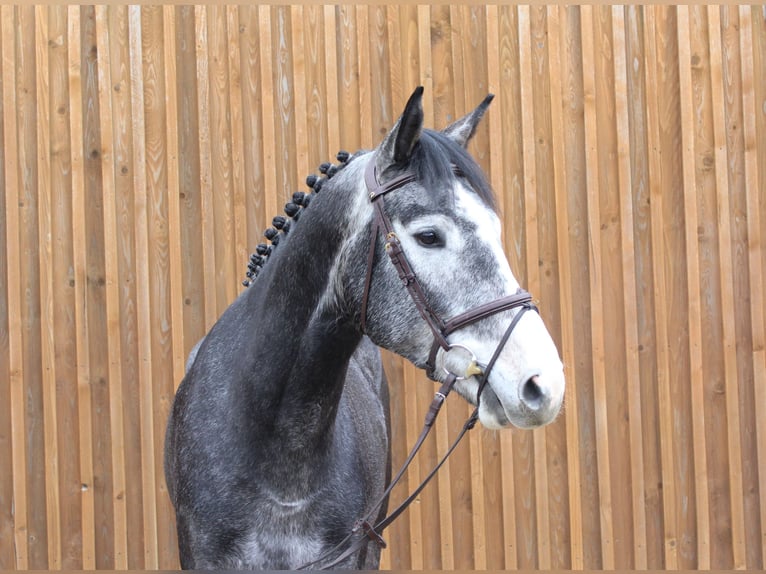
[415,230,442,247]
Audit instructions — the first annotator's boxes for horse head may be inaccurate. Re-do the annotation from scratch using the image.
[344,87,565,430]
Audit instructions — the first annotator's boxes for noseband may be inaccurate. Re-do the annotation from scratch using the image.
[302,155,538,570]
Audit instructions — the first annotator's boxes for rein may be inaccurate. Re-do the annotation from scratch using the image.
[302,155,537,570]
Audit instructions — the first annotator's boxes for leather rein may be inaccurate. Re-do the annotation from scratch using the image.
[300,156,538,570]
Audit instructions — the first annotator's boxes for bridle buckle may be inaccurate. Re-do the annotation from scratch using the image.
[440,343,485,381]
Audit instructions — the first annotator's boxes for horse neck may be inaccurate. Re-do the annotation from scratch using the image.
[227,158,371,481]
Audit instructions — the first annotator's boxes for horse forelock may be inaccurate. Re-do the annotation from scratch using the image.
[407,129,497,212]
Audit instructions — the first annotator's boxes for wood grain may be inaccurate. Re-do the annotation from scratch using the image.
[676,6,711,568]
[128,6,158,569]
[0,6,764,570]
[611,6,648,569]
[643,6,678,569]
[713,6,744,568]
[94,7,127,568]
[3,5,29,569]
[66,6,96,568]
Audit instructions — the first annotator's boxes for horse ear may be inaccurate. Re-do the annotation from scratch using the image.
[442,94,494,148]
[376,86,424,173]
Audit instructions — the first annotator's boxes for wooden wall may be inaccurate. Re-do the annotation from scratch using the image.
[0,5,765,570]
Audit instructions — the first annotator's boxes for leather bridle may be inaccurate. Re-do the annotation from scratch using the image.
[360,156,537,382]
[300,155,538,570]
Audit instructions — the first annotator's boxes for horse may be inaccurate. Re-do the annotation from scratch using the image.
[164,87,565,570]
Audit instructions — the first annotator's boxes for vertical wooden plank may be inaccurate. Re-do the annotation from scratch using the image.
[104,5,144,567]
[559,9,601,566]
[708,6,758,570]
[658,8,698,566]
[337,4,361,148]
[447,6,465,116]
[322,6,340,158]
[544,6,583,568]
[94,7,128,568]
[728,18,749,556]
[485,5,502,215]
[592,7,636,567]
[0,8,13,555]
[2,6,29,569]
[162,6,186,394]
[533,5,569,565]
[290,6,309,182]
[236,5,266,258]
[492,8,518,570]
[414,5,437,115]
[611,6,648,568]
[687,6,727,567]
[545,5,583,568]
[194,6,216,330]
[486,11,517,570]
[47,5,83,568]
[226,5,248,286]
[401,366,424,570]
[206,6,236,309]
[738,5,766,568]
[81,7,116,563]
[337,7,358,147]
[368,6,391,150]
[127,6,158,568]
[676,7,712,568]
[34,6,62,569]
[16,5,47,567]
[257,6,278,224]
[716,5,751,560]
[530,1,551,547]
[469,424,487,571]
[643,7,678,568]
[580,7,615,568]
[624,7,665,567]
[355,6,372,149]
[377,352,405,571]
[434,313,456,564]
[161,8,184,567]
[385,4,401,109]
[515,5,550,569]
[139,7,177,567]
[302,5,328,170]
[272,6,296,200]
[67,6,95,569]
[417,7,433,116]
[173,7,203,358]
[514,6,540,568]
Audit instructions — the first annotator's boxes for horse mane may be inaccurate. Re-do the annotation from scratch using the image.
[242,150,354,287]
[243,129,496,286]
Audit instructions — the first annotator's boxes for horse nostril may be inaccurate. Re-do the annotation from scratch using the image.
[521,375,544,410]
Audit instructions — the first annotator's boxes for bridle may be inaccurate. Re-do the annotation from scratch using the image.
[301,154,538,570]
[359,157,537,381]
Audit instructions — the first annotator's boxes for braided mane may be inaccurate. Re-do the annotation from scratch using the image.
[242,150,354,287]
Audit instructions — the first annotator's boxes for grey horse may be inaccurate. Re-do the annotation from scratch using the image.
[164,88,565,569]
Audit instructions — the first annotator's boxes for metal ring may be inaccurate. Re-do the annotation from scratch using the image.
[441,343,485,381]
